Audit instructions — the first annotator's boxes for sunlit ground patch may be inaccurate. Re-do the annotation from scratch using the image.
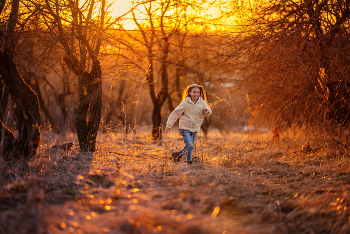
[2,130,350,233]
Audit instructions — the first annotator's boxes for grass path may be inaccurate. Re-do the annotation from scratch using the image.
[1,132,350,233]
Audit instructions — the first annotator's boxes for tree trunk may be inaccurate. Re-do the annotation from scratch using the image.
[71,58,102,152]
[0,0,41,160]
[44,0,105,151]
[0,80,9,143]
[152,102,163,139]
[132,6,170,140]
[149,36,169,140]
[0,51,41,160]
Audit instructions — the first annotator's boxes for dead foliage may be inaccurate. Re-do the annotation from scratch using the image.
[1,131,350,233]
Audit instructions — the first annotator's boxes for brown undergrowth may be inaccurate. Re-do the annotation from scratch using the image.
[1,130,350,234]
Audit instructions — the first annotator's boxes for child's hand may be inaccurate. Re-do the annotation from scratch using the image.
[204,108,211,115]
[164,126,171,134]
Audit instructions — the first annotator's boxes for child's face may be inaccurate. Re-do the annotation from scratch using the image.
[189,88,201,101]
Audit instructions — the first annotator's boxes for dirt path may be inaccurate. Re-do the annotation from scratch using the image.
[1,132,350,234]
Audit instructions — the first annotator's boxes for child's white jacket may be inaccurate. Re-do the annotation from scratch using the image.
[166,97,212,132]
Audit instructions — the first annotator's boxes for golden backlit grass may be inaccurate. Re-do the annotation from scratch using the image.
[1,129,350,233]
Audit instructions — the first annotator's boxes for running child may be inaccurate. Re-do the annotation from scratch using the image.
[164,84,212,164]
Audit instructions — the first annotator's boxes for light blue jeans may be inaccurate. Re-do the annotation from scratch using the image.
[178,129,197,161]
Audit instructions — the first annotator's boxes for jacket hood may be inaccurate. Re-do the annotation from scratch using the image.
[185,96,203,104]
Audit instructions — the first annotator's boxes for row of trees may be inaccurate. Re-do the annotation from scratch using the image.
[0,0,111,160]
[224,0,350,146]
[0,0,232,161]
[2,0,349,162]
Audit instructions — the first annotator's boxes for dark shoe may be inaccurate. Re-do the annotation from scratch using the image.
[192,157,200,163]
[186,161,192,165]
[172,152,182,162]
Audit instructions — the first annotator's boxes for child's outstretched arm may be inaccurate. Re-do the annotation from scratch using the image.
[164,100,186,133]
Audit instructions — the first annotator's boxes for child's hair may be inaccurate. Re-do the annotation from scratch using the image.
[182,84,208,103]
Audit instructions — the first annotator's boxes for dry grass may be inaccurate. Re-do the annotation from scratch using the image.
[1,129,350,234]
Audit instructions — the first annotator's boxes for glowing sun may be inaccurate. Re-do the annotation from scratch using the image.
[110,0,136,30]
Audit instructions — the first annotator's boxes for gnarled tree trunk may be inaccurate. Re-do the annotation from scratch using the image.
[70,58,102,152]
[0,0,41,161]
[44,0,105,151]
[0,51,41,160]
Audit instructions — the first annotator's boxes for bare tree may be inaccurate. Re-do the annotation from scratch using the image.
[0,0,41,160]
[117,0,210,139]
[224,0,350,143]
[129,0,171,140]
[42,0,107,151]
